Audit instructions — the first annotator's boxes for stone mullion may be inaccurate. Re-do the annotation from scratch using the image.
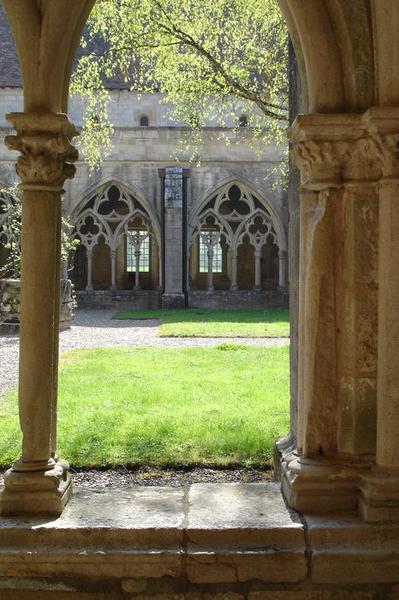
[254,247,261,290]
[86,247,94,291]
[207,246,214,291]
[134,249,141,291]
[278,250,288,290]
[230,251,238,290]
[110,249,117,291]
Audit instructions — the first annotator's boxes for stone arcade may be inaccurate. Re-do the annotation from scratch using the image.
[1,1,399,598]
[0,1,289,312]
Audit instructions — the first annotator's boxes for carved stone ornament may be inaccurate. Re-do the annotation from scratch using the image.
[291,137,383,187]
[290,111,399,188]
[5,112,79,191]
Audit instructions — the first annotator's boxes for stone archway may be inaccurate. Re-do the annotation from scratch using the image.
[188,180,287,293]
[71,181,161,293]
[1,0,399,525]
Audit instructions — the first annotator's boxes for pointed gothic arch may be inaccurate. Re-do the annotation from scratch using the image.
[71,181,160,292]
[189,180,287,292]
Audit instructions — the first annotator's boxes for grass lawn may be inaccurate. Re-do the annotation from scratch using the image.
[113,308,290,338]
[0,345,289,468]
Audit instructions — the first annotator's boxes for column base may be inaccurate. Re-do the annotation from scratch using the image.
[161,293,186,309]
[0,461,72,517]
[274,438,373,515]
[359,468,399,522]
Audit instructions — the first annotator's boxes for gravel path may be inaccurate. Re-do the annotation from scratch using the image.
[0,309,289,399]
[71,466,273,489]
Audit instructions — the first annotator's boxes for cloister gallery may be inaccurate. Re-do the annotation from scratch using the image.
[1,1,399,599]
[0,0,288,312]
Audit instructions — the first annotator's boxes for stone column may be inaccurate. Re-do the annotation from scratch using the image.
[278,250,288,290]
[275,113,381,516]
[359,108,399,522]
[254,248,262,290]
[161,167,185,308]
[86,247,94,292]
[134,250,142,291]
[158,246,163,290]
[207,247,214,292]
[0,112,78,516]
[110,249,117,291]
[377,183,399,468]
[230,251,238,290]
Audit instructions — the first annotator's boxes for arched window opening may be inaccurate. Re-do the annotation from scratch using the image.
[71,184,159,293]
[199,231,223,273]
[126,229,150,273]
[189,182,283,292]
[239,114,248,127]
[140,115,149,127]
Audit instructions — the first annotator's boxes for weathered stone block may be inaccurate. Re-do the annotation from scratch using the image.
[186,554,236,583]
[189,595,243,600]
[122,578,148,592]
[249,592,376,600]
[0,594,104,600]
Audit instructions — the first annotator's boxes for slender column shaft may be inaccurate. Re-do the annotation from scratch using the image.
[0,106,78,516]
[186,253,190,292]
[50,199,62,459]
[298,189,338,456]
[158,246,163,290]
[18,190,61,469]
[230,252,238,290]
[377,180,399,468]
[254,249,261,290]
[335,185,378,455]
[86,249,93,291]
[110,250,117,291]
[278,250,288,289]
[207,249,214,291]
[134,251,141,290]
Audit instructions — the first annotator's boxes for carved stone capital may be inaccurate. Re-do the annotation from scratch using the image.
[5,112,79,192]
[293,137,385,187]
[290,115,380,187]
[291,111,399,188]
[364,106,399,178]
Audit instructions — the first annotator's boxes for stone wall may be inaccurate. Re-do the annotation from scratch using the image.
[188,290,288,310]
[76,290,161,310]
[0,483,396,599]
[0,88,288,312]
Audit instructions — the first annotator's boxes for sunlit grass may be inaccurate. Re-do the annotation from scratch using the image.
[113,308,290,338]
[0,345,289,468]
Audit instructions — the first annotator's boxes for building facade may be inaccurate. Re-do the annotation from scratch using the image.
[0,6,288,310]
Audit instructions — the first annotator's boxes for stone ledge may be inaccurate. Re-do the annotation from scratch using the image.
[0,483,398,596]
[305,514,399,584]
[0,483,306,583]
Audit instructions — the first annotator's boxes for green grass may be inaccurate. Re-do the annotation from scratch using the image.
[0,345,289,468]
[113,308,290,338]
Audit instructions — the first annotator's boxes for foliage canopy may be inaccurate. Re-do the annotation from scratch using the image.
[71,0,288,169]
[0,185,79,278]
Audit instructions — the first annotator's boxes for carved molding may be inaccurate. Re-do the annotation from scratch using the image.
[290,111,399,188]
[292,137,384,187]
[5,112,78,191]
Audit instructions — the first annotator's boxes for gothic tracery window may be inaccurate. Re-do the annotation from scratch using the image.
[71,184,158,291]
[199,232,223,273]
[190,182,281,291]
[126,229,150,272]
